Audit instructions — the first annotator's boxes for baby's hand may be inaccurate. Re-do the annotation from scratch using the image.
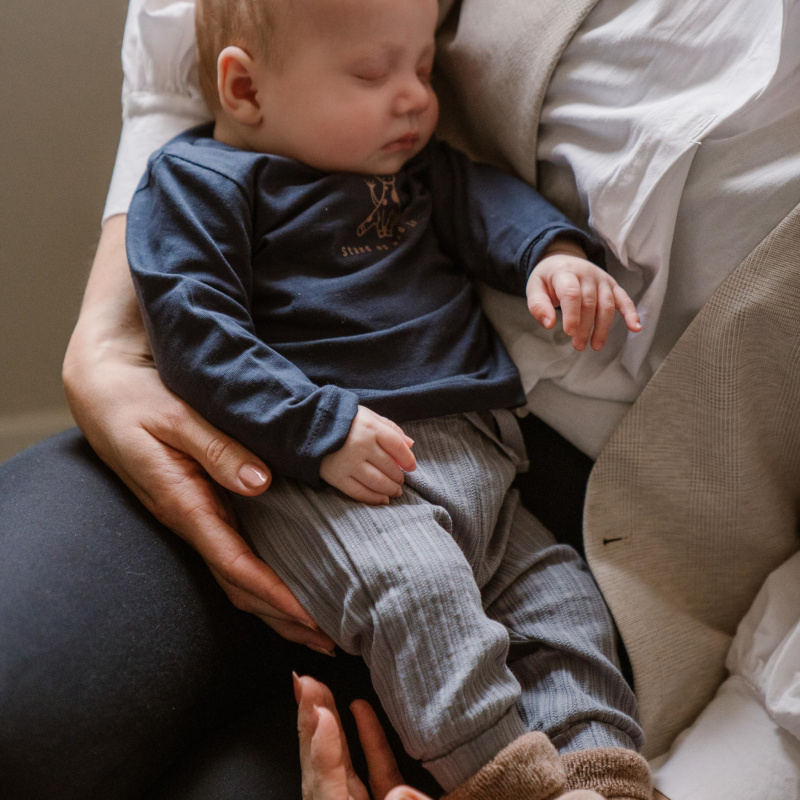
[526,238,641,351]
[320,406,416,505]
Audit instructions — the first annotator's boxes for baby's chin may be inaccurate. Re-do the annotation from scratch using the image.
[300,139,429,176]
[354,147,427,176]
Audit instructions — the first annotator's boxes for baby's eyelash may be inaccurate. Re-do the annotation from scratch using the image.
[356,74,388,82]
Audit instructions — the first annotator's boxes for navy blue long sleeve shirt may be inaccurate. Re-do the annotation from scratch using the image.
[127,125,603,485]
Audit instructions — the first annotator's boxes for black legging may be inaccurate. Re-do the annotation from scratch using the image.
[0,418,593,800]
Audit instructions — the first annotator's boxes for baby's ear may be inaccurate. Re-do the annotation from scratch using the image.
[217,46,262,125]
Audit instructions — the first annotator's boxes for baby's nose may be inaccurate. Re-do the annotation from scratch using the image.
[395,77,430,115]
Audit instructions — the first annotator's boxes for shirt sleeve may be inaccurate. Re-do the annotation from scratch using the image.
[424,140,606,295]
[126,152,359,484]
[103,0,212,222]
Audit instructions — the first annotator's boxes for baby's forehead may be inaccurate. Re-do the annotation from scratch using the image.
[271,0,438,62]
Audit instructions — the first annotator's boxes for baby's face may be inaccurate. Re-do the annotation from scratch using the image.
[248,0,439,174]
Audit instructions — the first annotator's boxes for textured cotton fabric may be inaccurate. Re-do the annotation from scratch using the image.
[229,413,642,790]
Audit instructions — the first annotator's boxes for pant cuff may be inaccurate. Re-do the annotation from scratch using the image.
[551,721,639,754]
[424,707,527,791]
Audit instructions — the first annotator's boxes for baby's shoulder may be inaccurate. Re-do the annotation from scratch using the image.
[154,126,263,190]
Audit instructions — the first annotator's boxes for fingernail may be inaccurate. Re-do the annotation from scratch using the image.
[239,463,268,489]
[292,671,301,703]
[309,644,336,657]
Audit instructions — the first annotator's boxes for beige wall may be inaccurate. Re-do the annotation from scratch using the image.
[0,0,129,462]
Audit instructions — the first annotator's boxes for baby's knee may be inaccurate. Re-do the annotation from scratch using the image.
[345,546,480,628]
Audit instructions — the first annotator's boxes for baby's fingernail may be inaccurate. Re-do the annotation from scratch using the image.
[542,317,552,327]
[239,463,269,489]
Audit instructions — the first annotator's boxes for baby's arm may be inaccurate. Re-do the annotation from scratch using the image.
[320,407,416,505]
[526,237,641,352]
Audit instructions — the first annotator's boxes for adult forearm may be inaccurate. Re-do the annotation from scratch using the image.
[63,215,148,381]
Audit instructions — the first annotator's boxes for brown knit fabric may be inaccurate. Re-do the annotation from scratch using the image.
[561,748,652,800]
[442,732,566,800]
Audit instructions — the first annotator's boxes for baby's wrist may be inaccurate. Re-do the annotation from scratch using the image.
[542,235,587,261]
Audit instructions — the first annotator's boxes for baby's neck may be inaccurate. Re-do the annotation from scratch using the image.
[213,115,260,153]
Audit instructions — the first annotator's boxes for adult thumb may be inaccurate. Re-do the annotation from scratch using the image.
[154,400,272,495]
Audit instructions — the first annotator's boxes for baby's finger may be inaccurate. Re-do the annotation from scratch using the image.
[590,281,617,351]
[340,476,391,506]
[373,412,414,443]
[368,448,406,485]
[525,274,558,329]
[376,426,417,472]
[355,462,404,499]
[613,285,642,333]
[572,278,599,351]
[551,271,583,339]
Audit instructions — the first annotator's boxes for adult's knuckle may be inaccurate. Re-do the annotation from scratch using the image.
[205,435,236,467]
[149,494,179,527]
[158,402,189,432]
[228,592,251,613]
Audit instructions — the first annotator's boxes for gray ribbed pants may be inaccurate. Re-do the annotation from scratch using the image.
[229,412,642,791]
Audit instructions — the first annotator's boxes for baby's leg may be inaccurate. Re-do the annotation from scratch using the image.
[482,492,642,753]
[478,493,652,799]
[228,446,526,793]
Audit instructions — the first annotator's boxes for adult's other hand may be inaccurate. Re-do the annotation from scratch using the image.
[63,215,334,653]
[295,673,431,800]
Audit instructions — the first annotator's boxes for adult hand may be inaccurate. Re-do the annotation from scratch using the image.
[295,673,431,800]
[63,215,334,653]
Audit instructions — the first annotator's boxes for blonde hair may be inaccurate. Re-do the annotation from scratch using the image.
[195,0,282,112]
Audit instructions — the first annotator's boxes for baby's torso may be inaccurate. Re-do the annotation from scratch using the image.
[241,154,523,419]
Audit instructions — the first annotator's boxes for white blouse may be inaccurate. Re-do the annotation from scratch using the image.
[104,0,210,222]
[479,0,800,455]
[104,0,800,459]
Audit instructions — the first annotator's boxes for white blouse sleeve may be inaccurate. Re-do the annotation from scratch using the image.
[103,0,212,222]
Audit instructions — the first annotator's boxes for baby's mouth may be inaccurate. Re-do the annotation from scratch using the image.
[384,132,420,151]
